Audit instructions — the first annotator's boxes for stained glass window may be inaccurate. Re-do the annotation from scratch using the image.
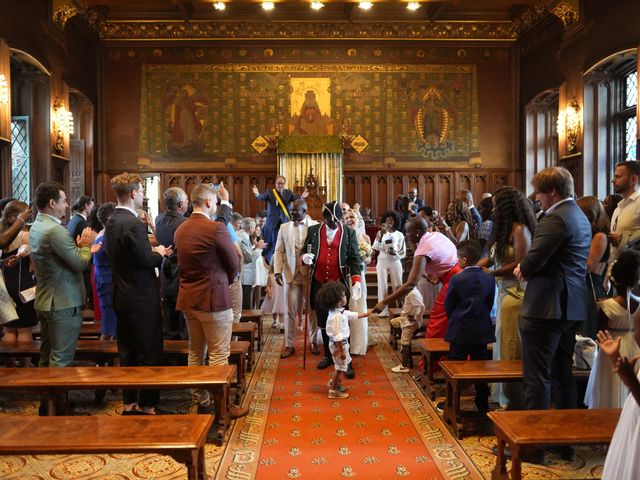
[10,117,30,203]
[625,71,638,109]
[626,116,637,161]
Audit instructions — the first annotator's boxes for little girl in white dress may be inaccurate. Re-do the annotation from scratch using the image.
[584,250,640,408]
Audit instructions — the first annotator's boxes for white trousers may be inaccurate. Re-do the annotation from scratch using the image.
[376,256,403,316]
[284,282,320,348]
[184,308,233,406]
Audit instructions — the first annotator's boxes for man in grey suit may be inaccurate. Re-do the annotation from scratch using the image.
[515,167,591,413]
[30,181,96,368]
[155,187,189,339]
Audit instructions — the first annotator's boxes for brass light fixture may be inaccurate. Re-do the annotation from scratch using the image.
[52,97,73,155]
[0,74,8,104]
[557,97,581,153]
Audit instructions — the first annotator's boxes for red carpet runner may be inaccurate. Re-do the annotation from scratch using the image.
[217,325,482,479]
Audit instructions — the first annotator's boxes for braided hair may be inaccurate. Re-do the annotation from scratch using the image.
[490,187,537,264]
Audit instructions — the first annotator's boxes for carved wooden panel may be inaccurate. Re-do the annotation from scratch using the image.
[424,176,435,209]
[376,176,388,217]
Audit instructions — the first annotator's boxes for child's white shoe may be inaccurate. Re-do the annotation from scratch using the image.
[391,364,410,373]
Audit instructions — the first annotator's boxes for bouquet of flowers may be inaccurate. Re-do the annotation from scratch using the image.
[358,241,373,260]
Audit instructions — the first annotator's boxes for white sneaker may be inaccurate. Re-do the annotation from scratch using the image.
[328,389,349,399]
[391,364,410,373]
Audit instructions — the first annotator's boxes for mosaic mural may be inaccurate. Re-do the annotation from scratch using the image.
[138,64,479,162]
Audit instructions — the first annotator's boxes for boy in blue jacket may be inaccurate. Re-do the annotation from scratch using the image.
[439,239,496,414]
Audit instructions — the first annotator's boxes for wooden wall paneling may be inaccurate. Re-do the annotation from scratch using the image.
[232,176,244,214]
[361,176,372,216]
[249,175,260,214]
[376,176,388,220]
[475,173,488,199]
[438,174,452,212]
[69,139,85,204]
[491,171,511,191]
[344,175,356,206]
[393,176,404,201]
[423,175,435,209]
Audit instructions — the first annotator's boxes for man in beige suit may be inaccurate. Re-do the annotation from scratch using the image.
[274,199,319,358]
[29,181,96,368]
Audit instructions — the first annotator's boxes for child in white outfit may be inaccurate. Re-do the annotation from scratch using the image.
[317,281,371,399]
[390,287,424,373]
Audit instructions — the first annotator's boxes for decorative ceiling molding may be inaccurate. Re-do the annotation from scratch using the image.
[99,20,519,42]
[52,1,582,42]
[549,0,580,29]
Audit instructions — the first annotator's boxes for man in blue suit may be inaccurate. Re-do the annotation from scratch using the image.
[515,166,591,412]
[252,175,308,263]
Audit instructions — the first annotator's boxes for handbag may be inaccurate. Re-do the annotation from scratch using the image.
[17,257,36,304]
[573,334,597,370]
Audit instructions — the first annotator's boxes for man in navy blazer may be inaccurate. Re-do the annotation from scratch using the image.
[253,175,308,263]
[515,167,591,412]
[444,239,496,412]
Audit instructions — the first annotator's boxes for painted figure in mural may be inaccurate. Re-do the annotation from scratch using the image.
[293,90,333,135]
[166,84,208,156]
[414,87,451,146]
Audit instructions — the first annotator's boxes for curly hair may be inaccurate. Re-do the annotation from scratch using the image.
[316,281,346,311]
[380,210,400,231]
[577,196,610,235]
[611,249,640,290]
[490,186,538,264]
[448,200,477,239]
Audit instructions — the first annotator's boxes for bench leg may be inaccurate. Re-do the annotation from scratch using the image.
[510,445,522,480]
[210,385,230,446]
[444,379,463,439]
[492,436,509,480]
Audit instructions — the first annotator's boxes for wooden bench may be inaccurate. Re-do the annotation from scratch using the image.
[489,408,620,480]
[417,338,494,400]
[240,309,263,351]
[232,322,257,370]
[33,322,102,340]
[440,360,591,439]
[0,340,250,404]
[0,414,213,480]
[0,365,235,445]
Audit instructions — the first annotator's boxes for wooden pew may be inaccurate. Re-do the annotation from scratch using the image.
[489,409,620,480]
[0,340,250,404]
[232,322,257,370]
[0,365,235,445]
[33,323,102,340]
[0,414,213,480]
[440,360,591,439]
[417,338,494,400]
[240,309,263,351]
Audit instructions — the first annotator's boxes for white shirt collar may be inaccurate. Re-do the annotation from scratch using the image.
[116,205,138,217]
[190,211,211,219]
[39,213,62,225]
[77,212,87,221]
[544,197,573,215]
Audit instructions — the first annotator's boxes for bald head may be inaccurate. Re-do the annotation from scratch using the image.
[291,199,308,222]
[406,216,429,248]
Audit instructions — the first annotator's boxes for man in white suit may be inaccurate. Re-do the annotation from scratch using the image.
[274,199,320,358]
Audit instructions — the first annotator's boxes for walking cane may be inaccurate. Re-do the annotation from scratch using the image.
[303,244,312,370]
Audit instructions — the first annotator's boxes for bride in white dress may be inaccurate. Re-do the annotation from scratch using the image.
[345,209,371,355]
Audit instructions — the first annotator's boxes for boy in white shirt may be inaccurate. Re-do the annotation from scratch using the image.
[316,282,372,399]
[390,287,425,373]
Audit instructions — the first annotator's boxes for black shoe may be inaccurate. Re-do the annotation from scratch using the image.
[344,364,356,380]
[435,401,445,414]
[122,409,145,416]
[317,357,333,370]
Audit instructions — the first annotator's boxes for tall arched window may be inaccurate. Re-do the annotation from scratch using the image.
[583,49,637,198]
[524,90,559,193]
